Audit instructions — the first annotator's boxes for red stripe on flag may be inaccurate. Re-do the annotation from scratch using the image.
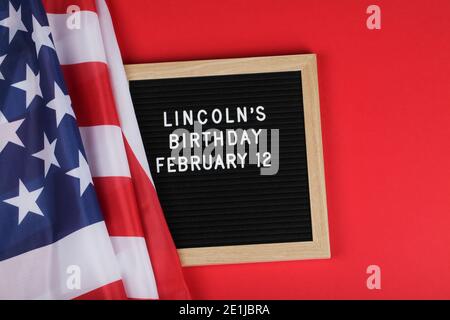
[75,280,128,300]
[62,63,121,127]
[123,138,191,300]
[93,176,145,237]
[42,0,97,14]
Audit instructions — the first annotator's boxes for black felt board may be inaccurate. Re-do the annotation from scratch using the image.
[129,71,313,249]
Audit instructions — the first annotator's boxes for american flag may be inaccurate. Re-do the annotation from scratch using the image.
[0,0,190,299]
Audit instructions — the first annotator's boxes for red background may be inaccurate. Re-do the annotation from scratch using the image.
[106,0,450,299]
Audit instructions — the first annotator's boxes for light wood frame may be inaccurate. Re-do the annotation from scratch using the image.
[125,54,330,266]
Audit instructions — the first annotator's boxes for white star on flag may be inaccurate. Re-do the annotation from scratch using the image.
[32,134,60,177]
[46,82,76,127]
[0,110,7,123]
[66,151,93,196]
[3,180,44,225]
[0,111,25,153]
[0,2,27,44]
[11,64,43,109]
[0,55,6,80]
[31,16,55,56]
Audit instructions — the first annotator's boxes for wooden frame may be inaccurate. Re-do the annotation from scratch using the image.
[125,54,330,266]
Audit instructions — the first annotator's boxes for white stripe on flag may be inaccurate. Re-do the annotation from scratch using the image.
[47,11,107,65]
[110,237,159,299]
[46,3,161,299]
[0,222,121,300]
[95,0,154,184]
[47,3,153,183]
[79,125,131,178]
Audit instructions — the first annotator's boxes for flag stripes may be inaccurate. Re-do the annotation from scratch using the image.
[0,222,122,299]
[42,0,190,299]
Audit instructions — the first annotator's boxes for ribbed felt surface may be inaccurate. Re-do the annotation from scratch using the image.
[130,71,313,248]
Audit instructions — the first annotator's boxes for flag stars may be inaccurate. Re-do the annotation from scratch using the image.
[46,83,76,127]
[0,111,25,153]
[0,2,27,44]
[0,55,6,80]
[66,151,93,196]
[0,110,7,123]
[32,134,60,177]
[31,16,55,56]
[12,65,43,109]
[3,180,44,225]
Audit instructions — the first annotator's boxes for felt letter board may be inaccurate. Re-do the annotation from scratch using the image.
[125,54,330,266]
